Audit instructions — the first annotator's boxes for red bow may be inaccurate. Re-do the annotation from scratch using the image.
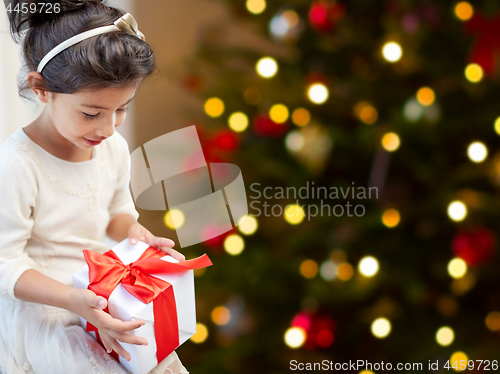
[83,246,212,363]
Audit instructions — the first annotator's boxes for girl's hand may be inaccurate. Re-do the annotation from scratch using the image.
[70,288,147,361]
[127,222,185,261]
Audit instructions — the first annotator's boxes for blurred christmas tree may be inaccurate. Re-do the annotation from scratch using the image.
[173,1,500,373]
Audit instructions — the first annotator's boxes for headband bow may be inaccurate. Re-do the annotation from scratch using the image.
[114,13,145,41]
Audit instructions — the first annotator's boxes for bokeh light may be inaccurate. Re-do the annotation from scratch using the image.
[358,256,379,277]
[467,141,488,163]
[448,258,467,279]
[204,97,224,118]
[190,323,208,343]
[269,104,290,123]
[164,209,185,229]
[319,260,337,281]
[381,133,401,152]
[285,131,305,152]
[336,263,354,281]
[465,63,483,83]
[284,327,306,348]
[228,112,249,132]
[355,101,378,124]
[224,234,245,255]
[454,2,473,21]
[436,326,454,346]
[371,318,391,338]
[237,215,258,235]
[211,306,231,326]
[382,41,403,62]
[292,108,311,126]
[307,83,329,104]
[246,0,266,15]
[485,311,500,331]
[256,57,278,78]
[300,259,318,279]
[450,352,468,372]
[284,204,305,224]
[447,201,467,222]
[382,208,400,228]
[416,87,436,106]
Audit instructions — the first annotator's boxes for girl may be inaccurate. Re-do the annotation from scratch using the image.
[0,1,189,373]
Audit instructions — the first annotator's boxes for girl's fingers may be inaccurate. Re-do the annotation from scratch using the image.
[159,246,185,261]
[103,328,149,347]
[128,224,143,245]
[106,336,131,361]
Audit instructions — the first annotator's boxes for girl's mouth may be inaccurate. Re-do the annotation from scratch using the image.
[83,138,103,146]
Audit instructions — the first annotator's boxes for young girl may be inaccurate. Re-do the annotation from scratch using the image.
[0,1,189,373]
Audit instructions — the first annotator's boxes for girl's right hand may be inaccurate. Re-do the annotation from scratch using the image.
[69,288,148,361]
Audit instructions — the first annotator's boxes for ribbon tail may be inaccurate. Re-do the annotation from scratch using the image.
[154,286,179,362]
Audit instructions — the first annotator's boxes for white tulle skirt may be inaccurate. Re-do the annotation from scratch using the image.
[0,299,189,374]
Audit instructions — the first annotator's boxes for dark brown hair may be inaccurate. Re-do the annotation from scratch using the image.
[8,0,156,101]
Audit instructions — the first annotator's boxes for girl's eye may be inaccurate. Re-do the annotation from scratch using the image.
[83,112,99,120]
[118,107,129,113]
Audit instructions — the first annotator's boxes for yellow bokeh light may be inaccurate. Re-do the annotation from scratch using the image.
[371,318,391,338]
[300,259,318,279]
[307,83,329,104]
[494,117,500,136]
[224,234,245,256]
[284,204,305,225]
[382,208,400,228]
[447,201,467,222]
[358,256,379,277]
[292,108,311,126]
[381,132,401,152]
[164,209,185,229]
[450,352,468,372]
[465,63,483,83]
[436,326,454,346]
[485,311,500,331]
[448,258,467,279]
[336,262,353,281]
[256,57,278,78]
[455,2,473,21]
[190,323,208,343]
[355,102,378,125]
[204,97,225,118]
[359,371,375,374]
[246,0,266,15]
[283,10,299,28]
[228,112,249,132]
[382,42,403,62]
[269,104,290,124]
[467,141,488,163]
[416,87,436,106]
[211,306,231,326]
[284,327,306,348]
[237,215,258,235]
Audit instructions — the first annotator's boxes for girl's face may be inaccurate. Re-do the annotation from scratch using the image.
[45,83,140,149]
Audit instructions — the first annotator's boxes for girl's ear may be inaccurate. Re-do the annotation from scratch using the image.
[27,71,50,104]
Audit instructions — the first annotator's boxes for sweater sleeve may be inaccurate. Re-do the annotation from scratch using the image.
[0,152,37,301]
[108,133,140,221]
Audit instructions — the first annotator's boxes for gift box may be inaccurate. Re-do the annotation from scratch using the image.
[72,239,212,374]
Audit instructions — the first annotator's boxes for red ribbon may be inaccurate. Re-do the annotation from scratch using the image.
[82,246,212,363]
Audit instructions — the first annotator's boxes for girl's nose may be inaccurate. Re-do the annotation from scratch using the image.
[96,115,117,138]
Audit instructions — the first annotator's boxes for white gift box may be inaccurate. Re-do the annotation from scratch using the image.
[72,239,197,374]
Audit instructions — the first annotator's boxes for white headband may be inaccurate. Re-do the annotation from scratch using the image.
[37,13,145,73]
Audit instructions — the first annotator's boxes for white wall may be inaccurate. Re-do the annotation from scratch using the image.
[0,0,136,146]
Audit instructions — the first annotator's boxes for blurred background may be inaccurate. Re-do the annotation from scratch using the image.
[3,0,500,373]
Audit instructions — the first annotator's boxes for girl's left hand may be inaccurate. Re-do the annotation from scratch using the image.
[127,222,185,261]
